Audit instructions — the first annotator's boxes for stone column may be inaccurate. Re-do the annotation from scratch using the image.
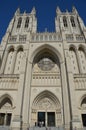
[45,112,47,127]
[65,54,82,129]
[0,50,8,74]
[22,58,32,130]
[11,50,17,74]
[75,49,82,73]
[11,54,26,130]
[4,113,7,125]
[60,60,71,130]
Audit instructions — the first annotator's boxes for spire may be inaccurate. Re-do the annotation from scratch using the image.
[31,7,36,15]
[23,10,26,15]
[56,7,61,15]
[66,9,69,14]
[15,8,20,16]
[72,6,78,15]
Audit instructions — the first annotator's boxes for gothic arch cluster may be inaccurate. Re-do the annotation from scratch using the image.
[1,46,24,74]
[69,44,86,74]
[0,94,13,126]
[63,16,76,28]
[17,17,29,29]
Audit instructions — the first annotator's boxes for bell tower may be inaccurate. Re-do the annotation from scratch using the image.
[55,6,85,35]
[6,7,37,36]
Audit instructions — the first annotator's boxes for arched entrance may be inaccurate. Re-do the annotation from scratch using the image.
[0,95,13,126]
[30,47,63,127]
[31,91,61,127]
[80,96,86,127]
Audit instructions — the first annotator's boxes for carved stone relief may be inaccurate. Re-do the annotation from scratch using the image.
[33,97,58,110]
[1,102,12,110]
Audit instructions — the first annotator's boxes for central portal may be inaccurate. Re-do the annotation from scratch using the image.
[38,112,55,127]
[31,91,62,127]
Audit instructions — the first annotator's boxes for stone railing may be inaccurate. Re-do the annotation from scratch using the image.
[8,35,27,43]
[32,73,61,86]
[76,35,85,42]
[66,34,85,43]
[0,74,19,90]
[19,35,27,42]
[74,74,86,90]
[8,35,17,43]
[66,34,74,42]
[31,33,62,42]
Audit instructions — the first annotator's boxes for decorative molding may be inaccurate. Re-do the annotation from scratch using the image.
[0,77,19,90]
[31,33,62,42]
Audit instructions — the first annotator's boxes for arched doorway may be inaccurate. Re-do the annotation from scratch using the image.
[0,96,13,126]
[30,47,63,127]
[31,48,60,87]
[81,97,86,127]
[31,91,61,127]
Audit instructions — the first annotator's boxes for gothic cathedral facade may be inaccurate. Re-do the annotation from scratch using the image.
[0,7,86,130]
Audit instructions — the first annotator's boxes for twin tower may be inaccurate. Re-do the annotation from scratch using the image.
[0,6,86,130]
[5,6,85,35]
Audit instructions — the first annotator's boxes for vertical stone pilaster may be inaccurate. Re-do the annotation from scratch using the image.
[11,74,25,130]
[61,31,71,129]
[0,50,8,74]
[60,61,71,129]
[65,55,82,129]
[75,49,82,73]
[11,57,26,130]
[11,50,17,74]
[22,60,32,129]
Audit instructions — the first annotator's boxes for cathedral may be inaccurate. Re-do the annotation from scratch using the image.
[0,6,86,130]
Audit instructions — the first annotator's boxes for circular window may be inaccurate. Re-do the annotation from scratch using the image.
[38,57,55,71]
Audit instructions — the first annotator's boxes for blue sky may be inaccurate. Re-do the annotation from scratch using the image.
[0,0,86,42]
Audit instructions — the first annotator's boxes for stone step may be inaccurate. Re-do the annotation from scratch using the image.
[29,127,64,130]
[0,126,10,130]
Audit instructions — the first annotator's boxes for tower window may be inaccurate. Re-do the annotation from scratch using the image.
[17,17,22,28]
[70,16,76,27]
[63,16,68,27]
[25,17,29,28]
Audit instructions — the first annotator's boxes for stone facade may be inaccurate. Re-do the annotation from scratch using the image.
[0,7,86,130]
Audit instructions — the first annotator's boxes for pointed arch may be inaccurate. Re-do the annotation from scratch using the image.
[30,44,63,64]
[78,45,86,52]
[78,94,86,127]
[32,90,61,109]
[69,44,77,51]
[31,90,62,126]
[16,45,24,52]
[70,16,76,27]
[14,46,24,74]
[30,45,63,127]
[7,46,15,52]
[0,94,13,107]
[25,17,29,28]
[69,46,79,73]
[78,46,86,73]
[4,46,15,74]
[17,17,22,28]
[0,94,13,126]
[63,16,68,27]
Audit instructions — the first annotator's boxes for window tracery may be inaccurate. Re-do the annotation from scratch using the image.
[63,16,68,27]
[17,17,22,28]
[70,16,76,27]
[25,17,29,28]
[37,57,55,71]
